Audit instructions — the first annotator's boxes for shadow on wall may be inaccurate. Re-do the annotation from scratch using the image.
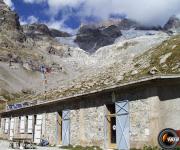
[2,79,180,117]
[116,83,180,102]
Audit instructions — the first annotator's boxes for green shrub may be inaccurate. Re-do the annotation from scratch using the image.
[60,145,73,149]
[143,145,160,150]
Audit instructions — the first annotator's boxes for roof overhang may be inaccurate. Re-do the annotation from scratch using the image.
[1,75,180,117]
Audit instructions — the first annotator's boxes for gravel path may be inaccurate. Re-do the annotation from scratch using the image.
[0,140,66,150]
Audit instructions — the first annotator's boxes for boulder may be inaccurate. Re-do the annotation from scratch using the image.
[149,67,158,75]
[159,52,172,64]
[131,70,138,75]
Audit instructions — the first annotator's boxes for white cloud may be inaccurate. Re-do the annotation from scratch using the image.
[110,0,180,26]
[3,0,14,9]
[44,19,77,34]
[46,0,180,26]
[177,14,180,19]
[21,0,180,26]
[20,16,39,25]
[47,0,83,16]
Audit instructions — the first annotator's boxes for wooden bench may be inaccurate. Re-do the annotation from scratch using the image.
[9,137,35,149]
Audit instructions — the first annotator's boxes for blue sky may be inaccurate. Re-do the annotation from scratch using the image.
[12,0,82,31]
[3,0,180,33]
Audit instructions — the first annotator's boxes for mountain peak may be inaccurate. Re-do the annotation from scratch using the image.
[0,0,26,44]
[0,0,21,31]
[164,15,180,31]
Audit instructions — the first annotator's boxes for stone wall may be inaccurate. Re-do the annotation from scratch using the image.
[43,112,57,145]
[70,109,81,145]
[159,98,180,130]
[116,84,180,149]
[114,86,159,149]
[129,96,160,149]
[70,102,105,148]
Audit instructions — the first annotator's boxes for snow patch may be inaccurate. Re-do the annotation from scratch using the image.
[56,36,79,48]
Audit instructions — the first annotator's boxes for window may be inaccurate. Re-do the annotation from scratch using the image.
[25,116,28,133]
[33,115,37,140]
[27,115,33,133]
[4,118,9,134]
[18,117,20,133]
[19,116,32,134]
[20,116,25,133]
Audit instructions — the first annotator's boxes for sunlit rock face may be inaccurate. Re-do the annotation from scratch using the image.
[0,0,25,42]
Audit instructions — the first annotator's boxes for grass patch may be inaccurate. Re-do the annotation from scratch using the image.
[60,145,102,150]
[125,35,180,81]
[142,145,159,150]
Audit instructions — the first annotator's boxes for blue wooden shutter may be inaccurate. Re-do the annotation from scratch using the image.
[116,100,130,150]
[62,110,70,146]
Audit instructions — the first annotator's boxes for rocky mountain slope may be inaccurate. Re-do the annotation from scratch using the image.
[22,23,71,38]
[164,15,180,33]
[0,0,179,108]
[74,17,179,52]
[0,0,26,53]
[0,0,75,97]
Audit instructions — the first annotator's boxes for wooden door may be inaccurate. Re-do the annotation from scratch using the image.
[57,112,62,145]
[106,104,117,149]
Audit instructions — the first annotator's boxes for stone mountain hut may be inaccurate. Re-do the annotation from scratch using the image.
[0,75,180,149]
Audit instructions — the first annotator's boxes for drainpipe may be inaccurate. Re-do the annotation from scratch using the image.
[112,91,116,103]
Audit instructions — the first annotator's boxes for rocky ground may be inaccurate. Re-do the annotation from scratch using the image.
[0,140,65,150]
[0,140,101,150]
